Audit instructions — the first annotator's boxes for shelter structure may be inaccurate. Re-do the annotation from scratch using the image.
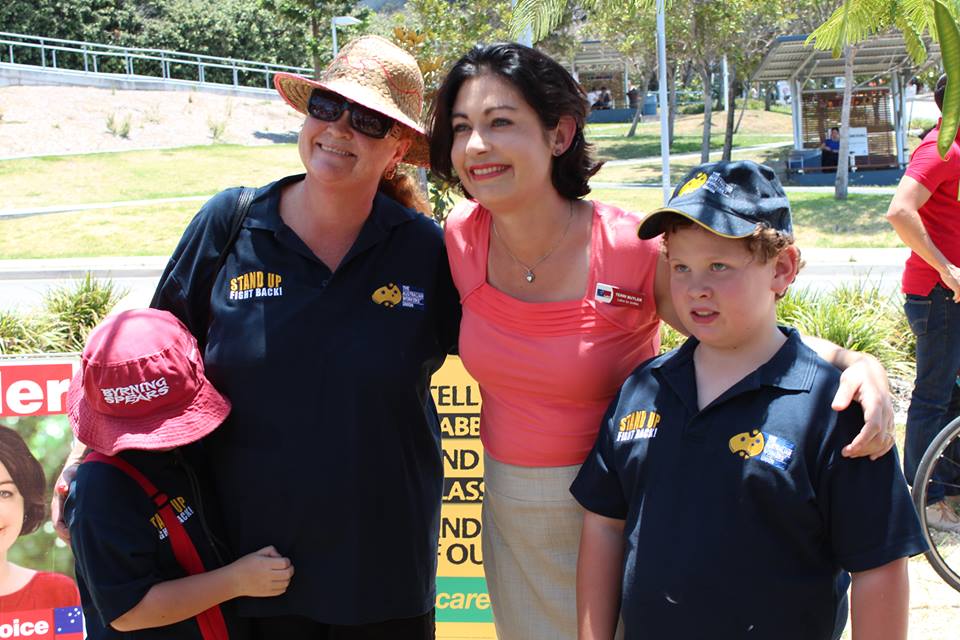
[557,40,655,123]
[753,33,941,179]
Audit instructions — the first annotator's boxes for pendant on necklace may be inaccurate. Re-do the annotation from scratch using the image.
[525,271,536,283]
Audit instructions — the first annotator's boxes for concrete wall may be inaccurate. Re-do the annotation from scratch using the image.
[0,63,278,99]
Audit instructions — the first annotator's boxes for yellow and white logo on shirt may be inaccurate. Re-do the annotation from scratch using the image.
[229,271,283,300]
[616,410,661,442]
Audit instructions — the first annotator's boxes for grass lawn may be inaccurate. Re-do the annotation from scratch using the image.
[589,132,791,161]
[0,187,897,259]
[1,144,302,210]
[589,189,898,249]
[0,201,198,258]
[593,145,790,184]
[0,106,901,258]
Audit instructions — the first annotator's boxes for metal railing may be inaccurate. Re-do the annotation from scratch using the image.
[0,31,312,90]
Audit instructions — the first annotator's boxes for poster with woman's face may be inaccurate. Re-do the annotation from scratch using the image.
[0,358,84,638]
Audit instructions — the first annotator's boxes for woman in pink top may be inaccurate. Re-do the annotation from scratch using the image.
[427,43,897,639]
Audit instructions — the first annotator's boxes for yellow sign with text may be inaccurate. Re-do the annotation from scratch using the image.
[432,357,497,639]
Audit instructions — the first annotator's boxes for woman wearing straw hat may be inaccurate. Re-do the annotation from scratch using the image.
[56,35,458,639]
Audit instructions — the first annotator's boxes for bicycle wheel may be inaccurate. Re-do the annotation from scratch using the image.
[912,415,960,592]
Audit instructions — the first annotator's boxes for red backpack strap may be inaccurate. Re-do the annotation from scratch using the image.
[84,452,230,640]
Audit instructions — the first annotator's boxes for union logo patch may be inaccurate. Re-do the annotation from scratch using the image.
[372,283,402,307]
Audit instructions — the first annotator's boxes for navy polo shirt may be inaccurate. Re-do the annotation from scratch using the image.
[66,447,251,640]
[152,175,460,624]
[572,328,927,640]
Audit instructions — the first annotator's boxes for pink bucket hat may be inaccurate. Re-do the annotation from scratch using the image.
[67,309,230,455]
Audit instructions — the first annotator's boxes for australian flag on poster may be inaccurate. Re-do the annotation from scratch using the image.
[54,606,84,639]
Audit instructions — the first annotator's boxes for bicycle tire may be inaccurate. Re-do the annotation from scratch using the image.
[912,415,960,592]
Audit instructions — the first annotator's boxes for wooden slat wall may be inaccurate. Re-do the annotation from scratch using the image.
[801,88,896,167]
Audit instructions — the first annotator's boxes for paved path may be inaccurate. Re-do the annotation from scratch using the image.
[0,249,910,313]
[0,196,209,220]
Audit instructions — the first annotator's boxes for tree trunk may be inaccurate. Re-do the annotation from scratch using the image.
[311,14,321,78]
[722,68,737,161]
[700,64,713,163]
[835,45,857,200]
[734,81,749,134]
[628,68,657,138]
[627,102,643,137]
[764,83,773,111]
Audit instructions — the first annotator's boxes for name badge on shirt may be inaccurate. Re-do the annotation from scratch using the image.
[595,283,643,308]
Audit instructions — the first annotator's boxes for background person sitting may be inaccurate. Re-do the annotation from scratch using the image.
[820,126,841,171]
[594,86,613,110]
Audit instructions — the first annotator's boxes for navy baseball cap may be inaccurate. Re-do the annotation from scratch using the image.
[638,160,792,239]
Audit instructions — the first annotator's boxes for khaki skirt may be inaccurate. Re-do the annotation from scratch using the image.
[482,453,585,640]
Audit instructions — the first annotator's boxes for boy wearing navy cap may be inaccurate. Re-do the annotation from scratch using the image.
[64,309,294,639]
[573,161,927,640]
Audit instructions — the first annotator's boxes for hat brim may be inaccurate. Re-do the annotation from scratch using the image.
[274,72,429,167]
[67,370,231,456]
[638,204,760,240]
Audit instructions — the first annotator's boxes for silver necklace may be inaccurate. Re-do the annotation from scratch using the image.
[492,201,575,284]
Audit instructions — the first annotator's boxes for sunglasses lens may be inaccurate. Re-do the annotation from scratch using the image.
[350,105,393,139]
[307,91,344,122]
[306,89,394,139]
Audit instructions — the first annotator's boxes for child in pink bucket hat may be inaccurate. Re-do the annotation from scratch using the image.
[64,308,293,640]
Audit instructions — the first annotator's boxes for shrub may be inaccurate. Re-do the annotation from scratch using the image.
[658,280,914,378]
[106,112,132,138]
[42,275,126,352]
[0,312,66,355]
[777,282,913,377]
[207,117,227,142]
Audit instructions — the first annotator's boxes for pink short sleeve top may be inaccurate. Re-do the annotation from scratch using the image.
[445,199,662,467]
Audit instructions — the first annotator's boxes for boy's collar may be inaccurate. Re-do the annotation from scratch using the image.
[655,327,818,410]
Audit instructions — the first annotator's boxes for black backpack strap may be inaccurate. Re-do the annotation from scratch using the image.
[198,186,255,351]
[212,186,255,280]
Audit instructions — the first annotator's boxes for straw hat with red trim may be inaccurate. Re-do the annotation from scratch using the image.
[274,35,429,167]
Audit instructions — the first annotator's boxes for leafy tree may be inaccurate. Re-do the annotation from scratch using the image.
[260,0,369,77]
[584,3,668,139]
[1,1,312,76]
[386,0,514,223]
[388,0,513,94]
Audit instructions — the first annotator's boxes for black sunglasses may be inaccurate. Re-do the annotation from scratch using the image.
[307,89,395,139]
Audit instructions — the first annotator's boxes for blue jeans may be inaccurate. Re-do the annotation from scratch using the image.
[903,284,960,503]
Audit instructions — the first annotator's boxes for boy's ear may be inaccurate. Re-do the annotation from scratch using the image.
[772,245,801,295]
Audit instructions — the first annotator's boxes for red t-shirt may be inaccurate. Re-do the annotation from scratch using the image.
[902,120,960,295]
[0,571,81,613]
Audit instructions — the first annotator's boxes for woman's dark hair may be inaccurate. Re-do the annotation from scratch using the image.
[935,73,947,112]
[0,426,46,535]
[428,42,602,200]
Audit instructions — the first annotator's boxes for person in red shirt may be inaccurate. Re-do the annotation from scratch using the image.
[886,73,960,532]
[0,426,80,613]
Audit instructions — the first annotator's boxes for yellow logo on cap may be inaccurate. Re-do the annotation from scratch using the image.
[677,172,708,197]
[729,430,765,458]
[372,283,402,307]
